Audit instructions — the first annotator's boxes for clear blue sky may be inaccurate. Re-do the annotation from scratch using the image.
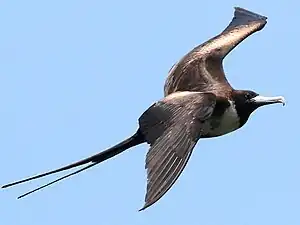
[0,1,298,224]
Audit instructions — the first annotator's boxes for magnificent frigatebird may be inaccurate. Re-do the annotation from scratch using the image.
[2,7,285,211]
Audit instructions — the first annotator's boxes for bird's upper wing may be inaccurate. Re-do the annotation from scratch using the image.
[164,7,267,97]
[138,92,217,210]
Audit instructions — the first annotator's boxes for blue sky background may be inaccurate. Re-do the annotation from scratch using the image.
[0,1,298,224]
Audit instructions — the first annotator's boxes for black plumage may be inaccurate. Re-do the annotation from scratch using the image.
[2,7,285,211]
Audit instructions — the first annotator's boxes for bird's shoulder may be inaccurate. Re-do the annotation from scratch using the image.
[138,91,217,144]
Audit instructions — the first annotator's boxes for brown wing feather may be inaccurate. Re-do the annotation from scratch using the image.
[164,7,267,97]
[140,125,196,211]
[138,92,216,210]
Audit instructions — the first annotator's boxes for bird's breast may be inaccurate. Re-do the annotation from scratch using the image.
[202,101,241,138]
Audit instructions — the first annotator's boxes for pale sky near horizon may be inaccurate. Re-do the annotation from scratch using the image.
[1,1,298,225]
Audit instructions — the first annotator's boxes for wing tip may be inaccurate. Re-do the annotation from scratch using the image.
[138,206,147,212]
[234,7,268,21]
[138,202,153,211]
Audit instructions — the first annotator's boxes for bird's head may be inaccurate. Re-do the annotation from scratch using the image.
[232,90,285,125]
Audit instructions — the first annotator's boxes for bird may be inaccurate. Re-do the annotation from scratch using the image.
[2,7,285,211]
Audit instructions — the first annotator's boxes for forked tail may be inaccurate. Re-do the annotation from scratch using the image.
[2,129,145,198]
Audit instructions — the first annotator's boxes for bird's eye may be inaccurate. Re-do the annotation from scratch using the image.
[245,93,251,99]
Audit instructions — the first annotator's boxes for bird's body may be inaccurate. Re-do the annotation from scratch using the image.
[163,91,240,138]
[203,99,240,137]
[2,7,285,211]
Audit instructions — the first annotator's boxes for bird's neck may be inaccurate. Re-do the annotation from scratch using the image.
[233,101,252,128]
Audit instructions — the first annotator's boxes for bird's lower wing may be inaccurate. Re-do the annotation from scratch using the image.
[140,124,196,211]
[138,92,216,210]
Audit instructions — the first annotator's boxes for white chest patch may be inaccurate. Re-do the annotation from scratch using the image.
[204,101,240,137]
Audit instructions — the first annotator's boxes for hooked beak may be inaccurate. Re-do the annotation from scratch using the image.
[250,95,286,106]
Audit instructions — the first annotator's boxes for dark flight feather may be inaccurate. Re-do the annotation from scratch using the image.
[138,92,216,210]
[164,7,267,97]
